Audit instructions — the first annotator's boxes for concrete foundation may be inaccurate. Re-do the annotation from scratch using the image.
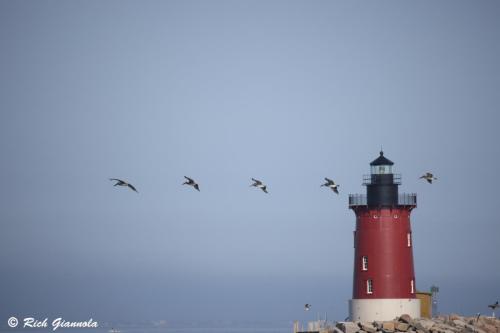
[349,298,421,322]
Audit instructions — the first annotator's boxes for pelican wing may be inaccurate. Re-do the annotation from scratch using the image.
[251,178,262,186]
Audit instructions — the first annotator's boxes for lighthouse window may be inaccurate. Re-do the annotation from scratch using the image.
[362,256,368,271]
[407,233,412,247]
[410,279,415,294]
[371,165,393,174]
[367,279,373,294]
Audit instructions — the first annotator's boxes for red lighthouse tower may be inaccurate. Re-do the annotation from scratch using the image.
[348,152,420,321]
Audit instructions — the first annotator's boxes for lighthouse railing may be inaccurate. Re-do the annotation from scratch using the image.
[362,174,402,185]
[398,193,417,206]
[348,194,367,206]
[348,193,417,207]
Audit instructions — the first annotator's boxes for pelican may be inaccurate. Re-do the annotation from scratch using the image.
[321,177,340,194]
[183,176,200,191]
[250,178,268,193]
[488,301,499,317]
[420,172,437,184]
[109,178,138,193]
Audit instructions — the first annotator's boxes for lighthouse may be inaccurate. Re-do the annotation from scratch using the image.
[348,152,420,322]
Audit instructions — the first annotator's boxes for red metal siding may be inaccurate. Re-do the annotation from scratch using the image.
[352,207,416,299]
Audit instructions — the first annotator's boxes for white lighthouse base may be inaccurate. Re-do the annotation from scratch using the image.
[349,298,421,322]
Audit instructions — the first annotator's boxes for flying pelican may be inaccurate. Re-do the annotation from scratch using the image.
[488,301,499,318]
[304,304,311,311]
[420,172,437,184]
[321,177,340,194]
[250,178,268,193]
[183,176,200,191]
[109,178,138,193]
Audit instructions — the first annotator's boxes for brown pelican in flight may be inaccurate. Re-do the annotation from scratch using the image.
[488,301,499,317]
[250,178,268,193]
[420,172,437,184]
[183,176,200,191]
[321,177,339,194]
[109,178,138,193]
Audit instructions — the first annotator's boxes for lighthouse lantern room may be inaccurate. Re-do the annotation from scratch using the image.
[348,152,420,322]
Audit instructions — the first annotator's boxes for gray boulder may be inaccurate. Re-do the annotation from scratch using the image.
[415,319,436,331]
[396,323,410,332]
[452,320,467,328]
[400,315,413,325]
[358,322,377,333]
[336,321,360,333]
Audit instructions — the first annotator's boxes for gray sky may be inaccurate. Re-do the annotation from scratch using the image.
[1,0,499,327]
